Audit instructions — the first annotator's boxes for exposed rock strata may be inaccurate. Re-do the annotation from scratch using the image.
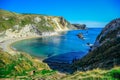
[0,10,76,39]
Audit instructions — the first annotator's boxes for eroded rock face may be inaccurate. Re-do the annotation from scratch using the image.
[72,18,120,71]
[0,9,77,38]
[72,24,87,29]
[77,33,84,39]
[34,17,41,23]
[60,17,66,27]
[5,24,41,38]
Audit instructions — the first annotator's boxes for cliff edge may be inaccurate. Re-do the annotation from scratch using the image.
[72,18,120,71]
[0,9,76,39]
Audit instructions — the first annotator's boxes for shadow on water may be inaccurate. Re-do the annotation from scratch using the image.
[43,51,87,74]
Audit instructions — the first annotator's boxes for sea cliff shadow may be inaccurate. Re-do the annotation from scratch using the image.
[43,51,87,74]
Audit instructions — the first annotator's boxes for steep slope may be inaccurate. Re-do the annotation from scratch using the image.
[0,9,76,38]
[1,47,120,80]
[0,48,66,79]
[62,67,120,80]
[0,48,48,77]
[72,18,120,71]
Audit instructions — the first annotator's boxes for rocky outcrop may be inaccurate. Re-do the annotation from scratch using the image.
[72,18,120,71]
[0,9,76,39]
[72,24,87,29]
[4,24,60,38]
[77,33,84,39]
[92,18,120,50]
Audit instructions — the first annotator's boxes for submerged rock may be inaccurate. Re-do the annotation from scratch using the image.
[87,42,93,47]
[77,33,84,39]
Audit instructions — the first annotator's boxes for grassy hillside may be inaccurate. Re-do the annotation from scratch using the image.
[0,48,64,79]
[62,67,120,80]
[0,9,75,33]
[0,47,120,80]
[1,47,120,80]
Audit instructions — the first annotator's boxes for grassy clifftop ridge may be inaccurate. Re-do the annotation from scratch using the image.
[0,9,76,38]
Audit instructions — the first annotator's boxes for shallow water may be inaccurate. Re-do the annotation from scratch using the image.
[12,28,102,62]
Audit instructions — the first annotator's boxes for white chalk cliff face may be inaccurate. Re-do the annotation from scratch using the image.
[5,24,60,38]
[5,24,40,38]
[0,10,76,39]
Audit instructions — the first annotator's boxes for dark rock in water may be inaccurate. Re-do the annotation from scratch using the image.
[87,42,90,46]
[87,42,93,47]
[87,42,93,52]
[72,18,120,71]
[72,24,87,29]
[90,46,92,48]
[77,33,84,39]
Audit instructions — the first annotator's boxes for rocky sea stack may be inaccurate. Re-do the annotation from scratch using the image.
[72,24,87,29]
[72,18,120,71]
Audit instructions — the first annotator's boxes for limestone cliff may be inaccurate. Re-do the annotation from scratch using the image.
[72,24,87,29]
[72,18,120,71]
[0,9,76,39]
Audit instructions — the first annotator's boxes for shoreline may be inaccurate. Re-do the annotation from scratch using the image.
[0,32,61,55]
[0,29,72,56]
[0,29,75,62]
[0,29,72,54]
[0,28,88,57]
[0,36,41,54]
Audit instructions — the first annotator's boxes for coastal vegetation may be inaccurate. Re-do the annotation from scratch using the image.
[0,9,120,80]
[0,48,120,80]
[0,9,77,40]
[0,48,64,79]
[62,67,120,80]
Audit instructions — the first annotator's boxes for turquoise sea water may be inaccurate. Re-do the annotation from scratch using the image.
[12,28,102,62]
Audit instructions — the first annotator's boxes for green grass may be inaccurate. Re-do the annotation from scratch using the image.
[0,48,51,78]
[0,47,120,80]
[0,9,74,33]
[62,67,120,80]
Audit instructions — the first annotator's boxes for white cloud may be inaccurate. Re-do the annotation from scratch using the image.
[70,21,108,28]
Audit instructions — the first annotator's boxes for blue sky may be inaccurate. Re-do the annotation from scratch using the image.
[0,0,120,27]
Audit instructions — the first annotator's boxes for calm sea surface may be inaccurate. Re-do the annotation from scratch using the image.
[12,28,102,63]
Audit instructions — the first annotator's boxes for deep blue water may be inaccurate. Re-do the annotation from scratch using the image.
[12,28,102,63]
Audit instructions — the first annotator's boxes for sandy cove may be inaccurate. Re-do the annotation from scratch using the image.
[0,37,39,54]
[0,32,60,55]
